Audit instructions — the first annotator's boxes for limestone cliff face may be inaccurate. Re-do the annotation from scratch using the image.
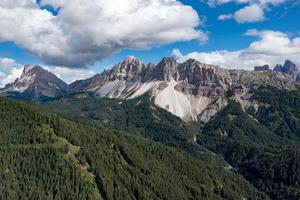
[2,57,297,121]
[68,57,297,122]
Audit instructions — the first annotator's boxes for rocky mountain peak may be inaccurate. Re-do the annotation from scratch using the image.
[107,57,146,82]
[274,60,299,81]
[0,64,68,99]
[23,64,33,74]
[153,57,179,81]
[283,60,298,73]
[122,56,144,66]
[254,65,270,71]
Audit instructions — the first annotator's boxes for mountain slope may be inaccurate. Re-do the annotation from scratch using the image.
[0,96,268,200]
[0,97,101,200]
[274,60,300,82]
[42,92,208,156]
[248,86,300,139]
[69,57,296,122]
[41,86,300,199]
[0,65,68,101]
[198,100,300,200]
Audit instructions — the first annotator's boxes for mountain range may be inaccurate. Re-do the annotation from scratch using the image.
[1,57,299,122]
[1,57,300,199]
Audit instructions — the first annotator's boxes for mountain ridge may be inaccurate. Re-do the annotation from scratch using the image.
[0,65,68,100]
[1,57,298,121]
[67,57,296,122]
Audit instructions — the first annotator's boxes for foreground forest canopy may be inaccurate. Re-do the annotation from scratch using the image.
[0,97,268,200]
[42,86,300,200]
[0,86,300,199]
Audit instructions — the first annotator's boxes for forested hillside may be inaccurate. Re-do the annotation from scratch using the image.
[249,86,300,139]
[198,99,300,200]
[43,93,202,155]
[0,97,267,200]
[41,87,300,200]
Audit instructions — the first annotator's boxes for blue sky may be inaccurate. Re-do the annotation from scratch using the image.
[0,0,300,85]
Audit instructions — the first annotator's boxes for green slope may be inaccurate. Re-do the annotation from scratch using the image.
[248,86,300,140]
[198,100,300,200]
[0,98,101,200]
[42,93,203,155]
[41,87,300,199]
[0,97,268,200]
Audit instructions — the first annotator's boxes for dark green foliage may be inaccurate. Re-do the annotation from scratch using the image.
[4,85,300,200]
[43,93,203,154]
[0,98,101,200]
[250,86,300,139]
[43,89,300,199]
[198,100,300,200]
[0,97,267,199]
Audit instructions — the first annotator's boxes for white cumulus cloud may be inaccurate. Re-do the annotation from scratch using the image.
[49,67,95,84]
[0,0,205,68]
[218,14,233,20]
[233,4,265,23]
[213,0,286,23]
[206,0,286,7]
[173,29,300,70]
[0,57,16,67]
[0,67,23,87]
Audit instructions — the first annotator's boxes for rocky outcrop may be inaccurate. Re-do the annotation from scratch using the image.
[2,57,297,121]
[274,60,300,82]
[0,65,68,100]
[152,57,179,81]
[254,65,270,71]
[67,57,296,122]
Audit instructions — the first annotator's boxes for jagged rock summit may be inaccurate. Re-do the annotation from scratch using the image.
[1,57,298,121]
[273,60,300,82]
[0,65,68,100]
[254,65,270,71]
[69,57,295,122]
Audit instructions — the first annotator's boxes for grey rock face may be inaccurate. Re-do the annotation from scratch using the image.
[0,65,68,100]
[254,65,270,71]
[152,57,179,81]
[67,56,297,123]
[2,57,297,121]
[69,57,234,93]
[274,60,300,82]
[70,57,297,97]
[106,57,147,82]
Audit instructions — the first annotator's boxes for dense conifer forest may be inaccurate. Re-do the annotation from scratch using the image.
[0,97,268,199]
[41,87,300,199]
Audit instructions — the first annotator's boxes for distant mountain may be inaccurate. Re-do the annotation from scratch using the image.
[69,57,295,122]
[254,65,270,71]
[1,58,298,121]
[273,60,300,82]
[0,65,68,101]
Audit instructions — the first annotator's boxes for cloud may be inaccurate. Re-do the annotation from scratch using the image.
[0,0,204,68]
[173,29,300,70]
[49,67,95,83]
[0,57,16,67]
[0,57,22,87]
[212,0,286,23]
[0,67,23,87]
[233,4,265,23]
[218,14,233,20]
[206,0,285,7]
